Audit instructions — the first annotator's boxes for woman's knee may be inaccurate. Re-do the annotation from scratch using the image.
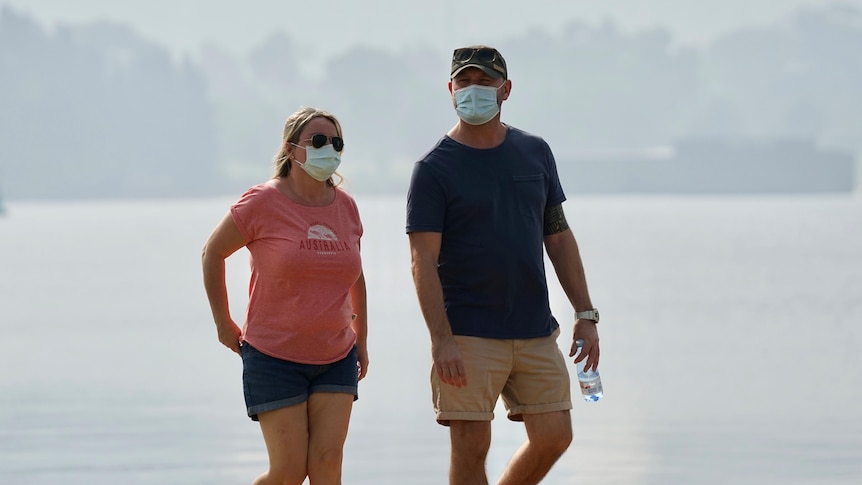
[306,446,344,481]
[309,446,344,467]
[253,469,307,485]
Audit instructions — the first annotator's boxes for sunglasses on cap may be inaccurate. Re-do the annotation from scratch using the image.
[296,134,345,152]
[452,47,500,64]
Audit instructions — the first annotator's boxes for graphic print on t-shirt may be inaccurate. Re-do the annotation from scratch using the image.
[308,224,337,240]
[301,222,352,256]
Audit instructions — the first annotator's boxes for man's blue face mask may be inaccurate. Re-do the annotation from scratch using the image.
[452,83,505,125]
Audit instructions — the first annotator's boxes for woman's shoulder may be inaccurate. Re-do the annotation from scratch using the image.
[232,180,279,211]
[335,186,359,208]
[237,180,278,200]
[247,180,278,195]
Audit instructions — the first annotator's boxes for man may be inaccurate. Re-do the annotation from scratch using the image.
[405,45,601,485]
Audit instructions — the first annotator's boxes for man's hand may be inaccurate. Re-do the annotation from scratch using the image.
[433,337,468,388]
[570,320,600,372]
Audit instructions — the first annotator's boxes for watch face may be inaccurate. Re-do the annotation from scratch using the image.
[578,309,599,322]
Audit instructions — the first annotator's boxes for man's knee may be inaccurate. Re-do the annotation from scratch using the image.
[525,411,572,456]
[545,425,573,455]
[450,420,492,459]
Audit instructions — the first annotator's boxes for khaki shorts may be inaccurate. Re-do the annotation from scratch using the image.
[431,328,572,425]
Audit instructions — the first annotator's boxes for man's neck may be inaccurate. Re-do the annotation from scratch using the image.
[448,119,507,149]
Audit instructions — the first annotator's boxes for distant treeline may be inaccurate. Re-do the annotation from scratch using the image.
[0,7,227,199]
[1,3,860,199]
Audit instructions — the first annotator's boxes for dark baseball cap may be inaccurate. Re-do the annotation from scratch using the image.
[451,45,507,79]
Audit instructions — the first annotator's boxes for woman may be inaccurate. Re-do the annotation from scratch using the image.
[202,106,368,485]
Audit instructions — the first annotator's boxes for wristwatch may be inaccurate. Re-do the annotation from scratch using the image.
[575,308,600,323]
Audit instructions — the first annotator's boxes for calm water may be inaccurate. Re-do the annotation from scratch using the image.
[1,193,861,484]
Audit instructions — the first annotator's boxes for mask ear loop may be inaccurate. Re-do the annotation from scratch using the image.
[283,142,300,168]
[275,142,294,177]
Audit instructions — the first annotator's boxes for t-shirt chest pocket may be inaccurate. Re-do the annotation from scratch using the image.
[512,174,545,217]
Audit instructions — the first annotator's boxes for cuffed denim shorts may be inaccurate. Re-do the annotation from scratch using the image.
[241,342,359,421]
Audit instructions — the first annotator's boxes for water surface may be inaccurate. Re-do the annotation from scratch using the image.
[1,194,860,484]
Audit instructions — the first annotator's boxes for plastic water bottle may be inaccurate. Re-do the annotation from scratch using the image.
[575,339,603,402]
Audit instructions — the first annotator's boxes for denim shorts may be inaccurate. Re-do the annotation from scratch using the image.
[241,342,359,421]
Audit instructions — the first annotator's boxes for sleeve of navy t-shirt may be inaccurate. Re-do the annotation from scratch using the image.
[405,149,446,234]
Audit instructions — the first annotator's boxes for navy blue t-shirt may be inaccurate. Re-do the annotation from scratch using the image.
[405,125,566,339]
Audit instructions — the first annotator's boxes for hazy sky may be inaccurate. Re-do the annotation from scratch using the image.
[2,0,858,59]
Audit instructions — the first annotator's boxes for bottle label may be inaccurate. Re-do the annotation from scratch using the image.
[580,381,603,396]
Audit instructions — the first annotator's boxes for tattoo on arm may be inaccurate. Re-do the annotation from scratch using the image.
[543,204,569,235]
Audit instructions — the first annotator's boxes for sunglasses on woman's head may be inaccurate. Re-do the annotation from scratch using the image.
[297,134,345,152]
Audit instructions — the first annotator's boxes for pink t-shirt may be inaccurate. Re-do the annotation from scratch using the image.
[230,181,363,364]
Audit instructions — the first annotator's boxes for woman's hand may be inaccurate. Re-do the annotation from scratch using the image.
[356,345,370,380]
[216,320,242,355]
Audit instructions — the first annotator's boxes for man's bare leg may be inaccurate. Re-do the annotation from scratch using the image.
[449,420,492,485]
[497,411,572,485]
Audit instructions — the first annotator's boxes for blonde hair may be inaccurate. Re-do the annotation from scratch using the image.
[272,106,344,186]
